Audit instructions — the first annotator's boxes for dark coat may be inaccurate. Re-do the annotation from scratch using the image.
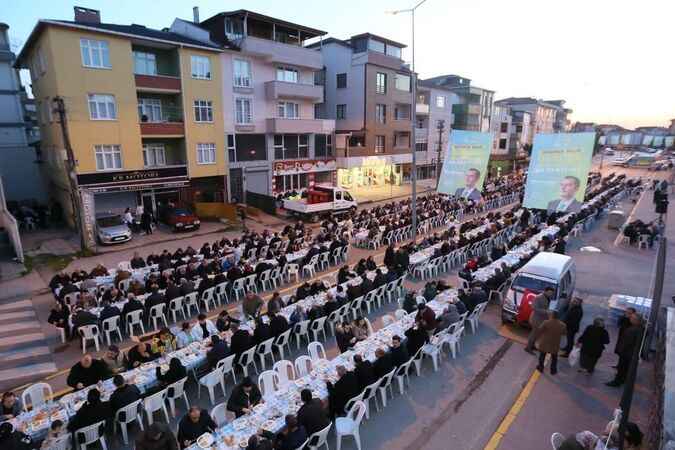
[373,353,394,379]
[135,423,178,450]
[67,359,111,389]
[563,304,583,335]
[109,384,141,419]
[206,341,230,370]
[227,385,262,418]
[578,325,610,359]
[327,371,360,416]
[354,360,376,391]
[297,399,330,436]
[67,400,111,432]
[270,315,289,337]
[405,327,429,357]
[177,410,217,448]
[390,345,410,367]
[230,329,253,357]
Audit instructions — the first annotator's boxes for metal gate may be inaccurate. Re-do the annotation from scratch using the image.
[230,168,244,203]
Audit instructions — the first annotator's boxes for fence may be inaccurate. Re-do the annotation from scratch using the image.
[245,191,277,216]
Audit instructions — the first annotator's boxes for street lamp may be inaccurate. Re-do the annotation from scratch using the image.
[389,0,429,242]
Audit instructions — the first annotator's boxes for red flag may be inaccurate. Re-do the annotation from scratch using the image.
[517,289,537,325]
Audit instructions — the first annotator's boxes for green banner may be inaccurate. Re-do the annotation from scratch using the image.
[437,130,492,202]
[523,132,595,213]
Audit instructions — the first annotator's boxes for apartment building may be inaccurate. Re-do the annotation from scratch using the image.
[494,97,570,144]
[172,9,335,200]
[310,33,414,191]
[0,23,47,202]
[421,75,494,133]
[15,7,226,230]
[415,83,456,180]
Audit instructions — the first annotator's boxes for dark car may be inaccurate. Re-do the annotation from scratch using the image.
[161,207,200,232]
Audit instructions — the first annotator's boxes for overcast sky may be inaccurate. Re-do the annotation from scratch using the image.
[5,0,673,129]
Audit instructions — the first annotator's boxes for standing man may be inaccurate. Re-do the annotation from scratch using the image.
[533,311,567,375]
[561,297,584,357]
[606,314,644,387]
[524,287,554,354]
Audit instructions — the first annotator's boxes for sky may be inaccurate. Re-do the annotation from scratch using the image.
[4,0,674,129]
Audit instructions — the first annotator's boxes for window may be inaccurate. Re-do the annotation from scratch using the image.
[42,99,52,123]
[336,104,346,120]
[233,59,252,87]
[191,55,211,79]
[193,100,213,122]
[500,122,508,133]
[394,104,410,120]
[516,125,523,133]
[138,98,162,122]
[142,144,166,167]
[375,104,386,124]
[375,135,385,153]
[315,134,333,157]
[436,96,446,108]
[274,173,308,193]
[394,132,410,148]
[277,102,299,119]
[196,143,216,164]
[336,73,347,89]
[274,135,309,160]
[133,51,156,75]
[276,67,298,83]
[499,138,507,150]
[227,134,236,162]
[385,45,401,59]
[94,145,122,171]
[395,74,411,92]
[80,39,111,68]
[368,39,385,53]
[376,72,387,94]
[37,48,47,75]
[88,94,117,120]
[235,97,252,124]
[225,17,244,39]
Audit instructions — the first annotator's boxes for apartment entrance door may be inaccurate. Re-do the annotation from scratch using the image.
[230,168,244,203]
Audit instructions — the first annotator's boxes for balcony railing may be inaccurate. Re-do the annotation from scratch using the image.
[240,36,323,70]
[134,74,181,92]
[265,80,323,102]
[139,106,184,136]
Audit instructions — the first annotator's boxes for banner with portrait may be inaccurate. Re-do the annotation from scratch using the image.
[437,130,492,203]
[523,132,595,214]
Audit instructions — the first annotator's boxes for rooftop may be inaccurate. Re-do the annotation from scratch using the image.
[201,9,326,38]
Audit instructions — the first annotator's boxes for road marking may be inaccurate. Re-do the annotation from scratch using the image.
[483,370,540,450]
[0,310,37,321]
[0,333,48,348]
[0,300,33,311]
[0,345,51,362]
[0,362,58,383]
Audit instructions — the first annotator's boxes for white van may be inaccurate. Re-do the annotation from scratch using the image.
[501,252,576,325]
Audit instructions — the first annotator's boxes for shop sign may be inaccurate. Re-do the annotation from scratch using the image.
[80,188,97,249]
[273,159,336,175]
[77,166,188,187]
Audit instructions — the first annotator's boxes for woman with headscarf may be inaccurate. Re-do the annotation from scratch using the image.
[577,318,611,374]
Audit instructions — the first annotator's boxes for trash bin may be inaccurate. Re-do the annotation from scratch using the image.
[607,210,626,230]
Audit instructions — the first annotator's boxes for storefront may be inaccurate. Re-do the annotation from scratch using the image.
[272,159,337,194]
[336,155,409,189]
[77,166,189,219]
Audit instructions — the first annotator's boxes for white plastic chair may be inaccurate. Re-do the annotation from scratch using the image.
[294,355,313,377]
[256,337,276,369]
[168,297,186,323]
[378,368,397,407]
[183,292,200,316]
[101,316,122,346]
[21,382,53,411]
[143,389,169,425]
[200,288,216,312]
[302,256,318,278]
[551,432,565,449]
[199,368,226,405]
[114,398,143,444]
[308,341,326,360]
[218,354,238,386]
[79,325,100,354]
[395,358,415,394]
[148,304,168,330]
[466,302,487,334]
[165,377,190,417]
[294,320,311,349]
[274,329,293,360]
[214,282,229,305]
[45,434,71,450]
[258,370,280,398]
[285,263,300,283]
[126,309,145,337]
[74,420,107,450]
[238,346,258,377]
[231,278,247,301]
[441,323,464,359]
[306,422,332,450]
[273,360,295,388]
[211,402,233,428]
[336,400,367,450]
[309,316,328,342]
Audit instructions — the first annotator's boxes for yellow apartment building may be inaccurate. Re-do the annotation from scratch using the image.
[15,7,226,236]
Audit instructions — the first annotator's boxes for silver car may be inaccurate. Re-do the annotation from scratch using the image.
[96,214,132,244]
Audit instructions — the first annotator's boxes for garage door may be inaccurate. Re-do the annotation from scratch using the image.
[94,192,137,215]
[246,170,269,195]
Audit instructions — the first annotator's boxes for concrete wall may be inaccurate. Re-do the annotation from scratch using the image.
[320,43,364,132]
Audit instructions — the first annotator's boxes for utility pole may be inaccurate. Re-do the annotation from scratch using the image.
[435,119,445,187]
[53,96,90,252]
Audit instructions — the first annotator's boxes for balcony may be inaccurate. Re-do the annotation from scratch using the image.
[415,128,429,142]
[240,36,323,70]
[265,80,323,102]
[416,103,430,115]
[138,105,184,137]
[135,74,181,93]
[140,138,187,168]
[266,118,335,134]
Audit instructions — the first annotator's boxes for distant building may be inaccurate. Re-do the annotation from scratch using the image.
[310,33,414,190]
[494,97,570,144]
[488,104,531,173]
[421,75,494,132]
[0,23,47,203]
[415,83,456,180]
[571,122,596,133]
[597,124,674,149]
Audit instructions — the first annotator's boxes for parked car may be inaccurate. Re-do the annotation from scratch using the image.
[161,207,201,232]
[96,214,132,244]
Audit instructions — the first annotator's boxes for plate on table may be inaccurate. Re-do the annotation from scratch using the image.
[239,439,248,448]
[253,404,265,413]
[232,419,247,431]
[197,433,214,449]
[262,420,276,431]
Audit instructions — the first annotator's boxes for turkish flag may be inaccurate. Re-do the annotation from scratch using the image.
[517,289,537,325]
